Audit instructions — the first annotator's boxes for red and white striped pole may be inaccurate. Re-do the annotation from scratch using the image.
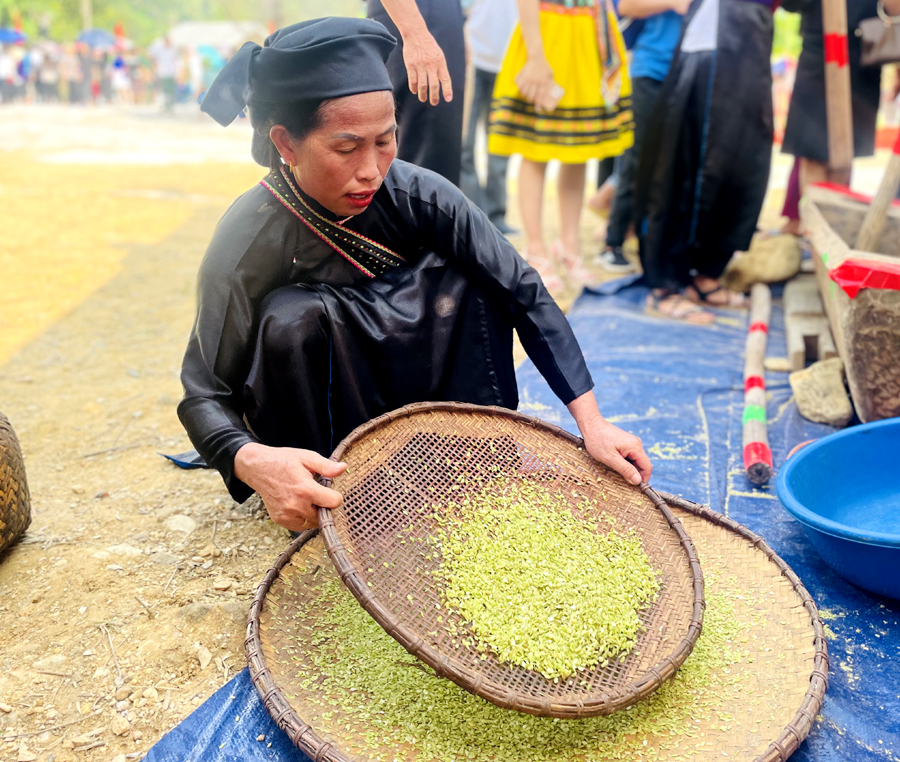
[742,283,773,485]
[822,0,854,176]
[856,130,900,252]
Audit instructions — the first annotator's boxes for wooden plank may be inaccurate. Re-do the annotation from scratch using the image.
[787,315,837,371]
[784,275,824,318]
[856,133,900,252]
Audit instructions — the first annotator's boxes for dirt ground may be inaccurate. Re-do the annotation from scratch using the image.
[0,102,879,762]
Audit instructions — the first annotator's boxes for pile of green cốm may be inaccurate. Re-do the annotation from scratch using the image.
[285,560,752,762]
[430,478,660,680]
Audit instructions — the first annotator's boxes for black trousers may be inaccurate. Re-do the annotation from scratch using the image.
[606,76,663,249]
[368,0,466,186]
[460,67,510,226]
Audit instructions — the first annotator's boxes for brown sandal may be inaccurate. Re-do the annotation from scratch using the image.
[685,282,748,309]
[645,291,715,325]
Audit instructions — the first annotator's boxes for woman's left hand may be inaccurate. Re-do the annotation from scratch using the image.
[567,390,653,486]
[581,419,652,486]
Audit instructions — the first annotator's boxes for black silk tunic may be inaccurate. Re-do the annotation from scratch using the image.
[178,160,593,502]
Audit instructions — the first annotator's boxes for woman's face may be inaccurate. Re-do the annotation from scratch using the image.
[276,90,397,218]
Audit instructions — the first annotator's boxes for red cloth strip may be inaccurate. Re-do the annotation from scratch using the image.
[744,376,766,392]
[811,182,900,208]
[749,322,769,334]
[824,33,849,67]
[743,442,773,470]
[893,130,900,156]
[830,258,900,298]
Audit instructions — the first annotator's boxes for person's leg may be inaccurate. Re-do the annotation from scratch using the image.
[556,162,585,256]
[555,162,603,288]
[600,77,663,270]
[243,288,337,455]
[588,156,617,216]
[479,69,513,230]
[519,158,547,258]
[781,156,801,235]
[799,157,849,195]
[460,68,489,208]
[485,151,512,230]
[518,158,563,290]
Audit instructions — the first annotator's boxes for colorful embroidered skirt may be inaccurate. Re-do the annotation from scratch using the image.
[488,1,634,164]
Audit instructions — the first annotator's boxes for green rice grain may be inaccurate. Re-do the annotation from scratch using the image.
[431,479,659,679]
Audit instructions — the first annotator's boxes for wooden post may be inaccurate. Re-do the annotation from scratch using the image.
[822,0,854,174]
[855,131,900,252]
[742,283,773,486]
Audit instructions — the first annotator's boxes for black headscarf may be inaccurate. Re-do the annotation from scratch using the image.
[201,17,397,127]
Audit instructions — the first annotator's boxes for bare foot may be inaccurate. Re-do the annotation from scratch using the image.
[687,277,748,308]
[587,180,616,218]
[552,240,599,289]
[522,245,565,293]
[781,218,801,237]
[645,291,715,325]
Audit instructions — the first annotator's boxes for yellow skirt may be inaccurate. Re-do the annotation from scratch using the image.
[488,2,634,164]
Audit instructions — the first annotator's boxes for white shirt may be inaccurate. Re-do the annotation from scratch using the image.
[465,0,519,74]
[151,42,179,79]
[0,50,15,81]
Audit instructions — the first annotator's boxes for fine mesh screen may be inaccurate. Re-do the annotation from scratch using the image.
[318,403,703,717]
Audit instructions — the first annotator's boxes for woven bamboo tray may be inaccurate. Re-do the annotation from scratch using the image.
[246,493,828,762]
[315,402,704,718]
[0,411,31,556]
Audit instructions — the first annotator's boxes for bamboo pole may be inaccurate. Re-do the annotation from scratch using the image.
[855,131,900,252]
[742,284,773,486]
[822,0,854,174]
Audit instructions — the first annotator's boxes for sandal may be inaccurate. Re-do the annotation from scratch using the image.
[522,248,565,293]
[552,240,600,290]
[685,281,748,310]
[645,291,715,325]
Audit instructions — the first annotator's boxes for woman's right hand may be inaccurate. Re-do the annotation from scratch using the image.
[515,55,563,113]
[233,442,347,532]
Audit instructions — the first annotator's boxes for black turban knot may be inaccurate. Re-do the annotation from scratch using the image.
[201,16,397,127]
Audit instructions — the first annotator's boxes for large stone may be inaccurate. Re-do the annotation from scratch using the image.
[177,602,213,622]
[164,514,197,535]
[32,654,67,671]
[789,357,854,427]
[110,713,131,736]
[105,543,143,557]
[722,234,802,292]
[150,552,180,565]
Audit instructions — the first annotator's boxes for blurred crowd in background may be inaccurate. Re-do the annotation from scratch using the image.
[0,24,239,110]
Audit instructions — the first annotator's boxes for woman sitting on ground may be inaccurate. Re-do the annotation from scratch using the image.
[178,18,652,533]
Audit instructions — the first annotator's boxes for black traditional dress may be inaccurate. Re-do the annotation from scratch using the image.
[178,161,593,502]
[633,0,774,292]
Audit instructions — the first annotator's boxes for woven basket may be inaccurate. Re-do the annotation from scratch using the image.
[0,411,31,555]
[246,493,828,762]
[316,402,704,718]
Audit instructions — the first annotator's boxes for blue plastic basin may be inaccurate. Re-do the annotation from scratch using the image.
[776,417,900,600]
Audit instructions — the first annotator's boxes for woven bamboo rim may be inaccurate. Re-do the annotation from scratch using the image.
[0,411,31,556]
[315,402,704,718]
[246,493,829,762]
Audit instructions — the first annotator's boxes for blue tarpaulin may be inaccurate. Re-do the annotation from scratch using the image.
[146,280,899,762]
